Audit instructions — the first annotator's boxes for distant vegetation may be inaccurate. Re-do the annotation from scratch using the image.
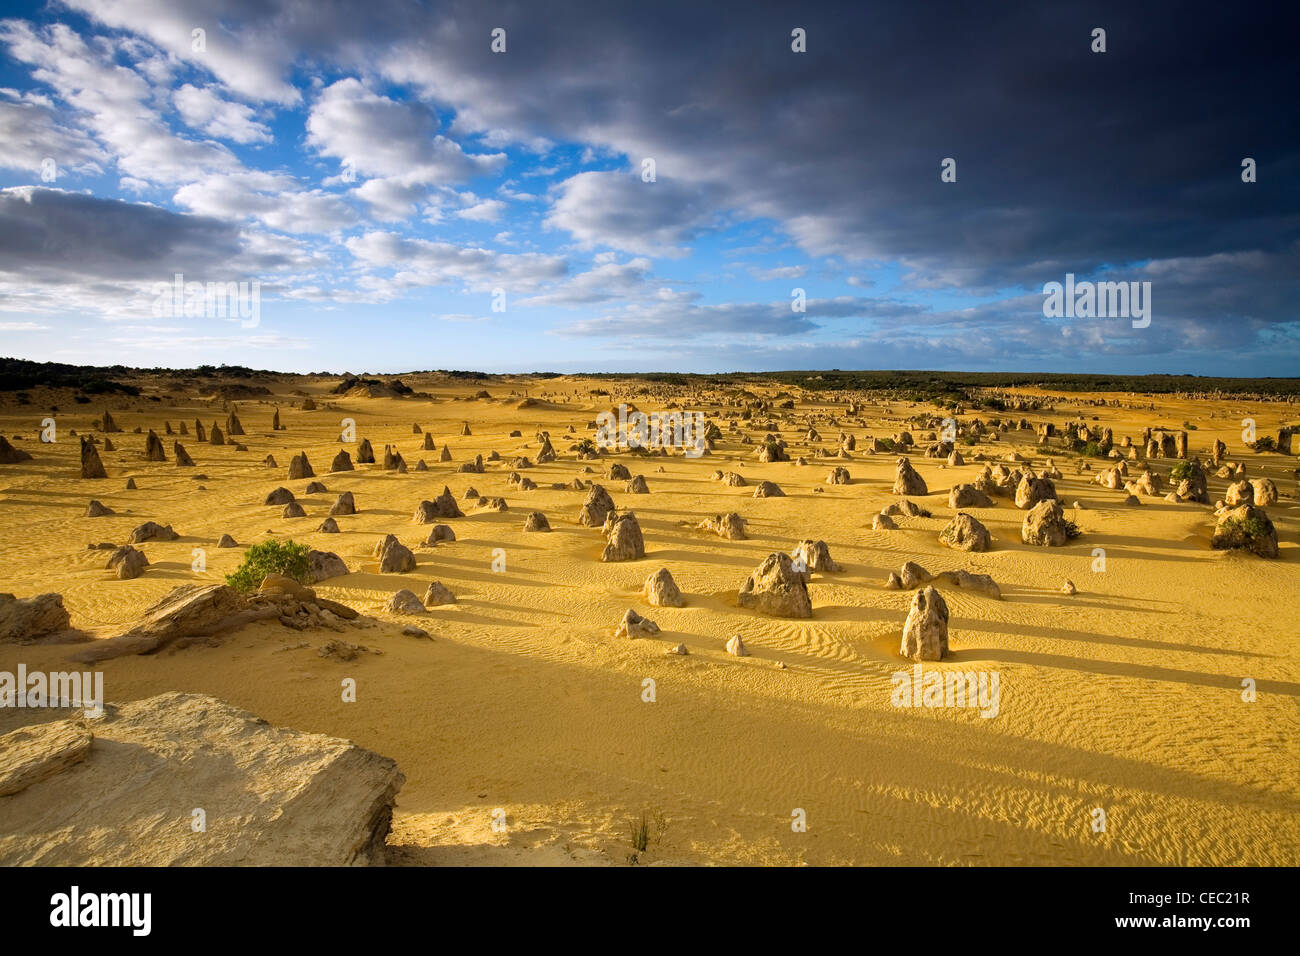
[332,375,413,395]
[0,357,285,393]
[0,359,141,394]
[5,357,1297,398]
[585,369,1300,398]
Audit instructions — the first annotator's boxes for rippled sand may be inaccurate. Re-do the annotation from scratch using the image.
[1,376,1297,865]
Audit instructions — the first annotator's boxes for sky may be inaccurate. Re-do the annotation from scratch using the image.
[0,0,1296,376]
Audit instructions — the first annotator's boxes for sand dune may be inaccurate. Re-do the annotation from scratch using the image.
[1,374,1297,865]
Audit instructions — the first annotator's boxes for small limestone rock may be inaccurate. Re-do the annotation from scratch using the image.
[423,581,456,606]
[900,586,949,661]
[107,545,148,580]
[602,511,645,562]
[644,567,684,607]
[615,608,659,638]
[892,457,928,495]
[264,487,295,506]
[578,484,616,527]
[386,589,425,614]
[287,451,315,480]
[374,534,416,573]
[949,483,994,509]
[738,553,812,618]
[130,521,178,543]
[698,512,747,540]
[938,512,992,552]
[1022,500,1071,547]
[307,550,349,582]
[522,511,551,532]
[792,539,839,573]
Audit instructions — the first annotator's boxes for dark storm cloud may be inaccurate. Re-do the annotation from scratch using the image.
[0,187,322,328]
[38,0,1300,369]
[66,0,1297,314]
[0,186,244,281]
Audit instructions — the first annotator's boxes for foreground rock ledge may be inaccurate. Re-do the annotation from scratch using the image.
[0,692,404,866]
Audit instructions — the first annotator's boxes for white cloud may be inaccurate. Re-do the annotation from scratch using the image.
[0,90,107,175]
[518,258,655,307]
[61,0,303,105]
[546,171,721,257]
[0,21,239,185]
[173,171,358,233]
[345,231,568,292]
[173,84,270,143]
[749,265,807,280]
[306,78,504,183]
[456,198,505,222]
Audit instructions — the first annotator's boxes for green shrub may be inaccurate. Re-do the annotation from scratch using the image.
[1169,461,1194,483]
[1081,441,1102,458]
[225,539,311,593]
[1224,515,1269,539]
[628,812,650,853]
[1248,436,1277,452]
[1182,421,1198,430]
[625,807,669,857]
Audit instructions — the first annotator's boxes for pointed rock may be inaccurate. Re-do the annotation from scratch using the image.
[900,586,949,661]
[80,436,107,479]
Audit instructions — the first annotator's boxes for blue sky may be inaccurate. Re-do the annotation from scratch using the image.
[0,1,1296,375]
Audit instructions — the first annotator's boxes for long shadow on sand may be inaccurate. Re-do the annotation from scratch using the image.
[957,646,1299,695]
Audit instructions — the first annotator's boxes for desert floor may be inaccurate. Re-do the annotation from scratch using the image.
[1,376,1297,866]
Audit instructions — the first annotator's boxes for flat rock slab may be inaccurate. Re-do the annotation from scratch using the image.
[69,584,274,663]
[0,719,93,797]
[0,592,72,644]
[0,692,405,866]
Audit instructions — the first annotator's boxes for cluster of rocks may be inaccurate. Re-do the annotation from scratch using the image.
[883,560,1001,599]
[698,512,747,540]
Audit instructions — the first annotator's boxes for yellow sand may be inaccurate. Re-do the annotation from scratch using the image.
[1,377,1297,866]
